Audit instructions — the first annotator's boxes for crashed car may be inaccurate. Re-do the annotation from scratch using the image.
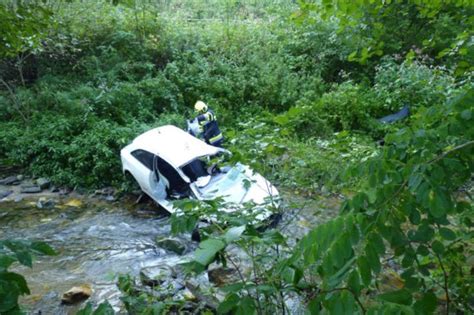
[120,125,279,220]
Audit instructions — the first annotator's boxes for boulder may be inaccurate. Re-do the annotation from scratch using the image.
[140,265,176,287]
[36,178,51,190]
[21,186,42,193]
[208,267,240,287]
[155,237,186,255]
[61,284,92,304]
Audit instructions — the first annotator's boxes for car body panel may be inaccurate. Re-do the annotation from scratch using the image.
[121,125,279,217]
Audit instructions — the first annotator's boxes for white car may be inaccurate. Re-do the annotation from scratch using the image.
[120,125,279,220]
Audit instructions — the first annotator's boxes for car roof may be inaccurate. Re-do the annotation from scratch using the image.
[130,125,221,167]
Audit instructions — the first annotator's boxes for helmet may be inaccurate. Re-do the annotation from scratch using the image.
[194,101,208,112]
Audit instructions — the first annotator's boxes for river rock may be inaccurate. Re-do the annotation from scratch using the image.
[36,177,51,190]
[0,190,13,199]
[14,196,23,202]
[99,187,114,194]
[155,237,186,255]
[36,197,56,209]
[140,265,176,287]
[0,175,20,185]
[185,280,218,311]
[61,284,92,304]
[21,185,42,193]
[105,195,116,202]
[59,188,71,195]
[208,267,240,287]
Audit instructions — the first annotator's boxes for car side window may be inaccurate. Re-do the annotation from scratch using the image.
[131,149,154,170]
[155,156,188,193]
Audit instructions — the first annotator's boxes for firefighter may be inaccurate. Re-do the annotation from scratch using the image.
[193,101,224,147]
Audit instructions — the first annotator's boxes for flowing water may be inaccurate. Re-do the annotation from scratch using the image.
[0,196,198,314]
[0,191,341,314]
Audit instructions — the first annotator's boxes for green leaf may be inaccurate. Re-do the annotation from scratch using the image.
[0,289,20,313]
[410,224,434,243]
[3,241,32,268]
[417,245,430,256]
[439,228,456,241]
[371,232,385,255]
[431,240,444,255]
[14,250,32,268]
[341,290,357,314]
[236,296,256,315]
[224,225,246,244]
[0,255,17,271]
[347,270,361,295]
[0,272,30,295]
[413,291,437,314]
[428,190,450,218]
[282,266,303,285]
[194,239,226,267]
[77,303,93,315]
[307,296,322,314]
[218,293,239,313]
[93,301,115,315]
[262,230,286,245]
[30,241,56,256]
[357,256,371,286]
[366,243,381,274]
[378,289,413,306]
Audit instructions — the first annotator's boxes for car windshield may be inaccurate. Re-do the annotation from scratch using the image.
[181,158,209,182]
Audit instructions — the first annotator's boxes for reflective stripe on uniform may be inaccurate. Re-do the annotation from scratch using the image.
[199,112,215,126]
[209,133,223,144]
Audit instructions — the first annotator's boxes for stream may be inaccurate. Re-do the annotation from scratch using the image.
[0,190,341,314]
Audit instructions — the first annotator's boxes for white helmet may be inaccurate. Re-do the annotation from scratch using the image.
[194,100,208,112]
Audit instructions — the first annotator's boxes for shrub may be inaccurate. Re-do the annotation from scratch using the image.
[373,58,457,114]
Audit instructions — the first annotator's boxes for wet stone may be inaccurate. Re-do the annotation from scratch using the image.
[36,197,56,209]
[61,284,92,304]
[36,177,51,190]
[140,265,177,287]
[0,190,13,199]
[59,188,71,195]
[14,196,23,202]
[21,186,42,193]
[155,237,186,255]
[208,267,240,287]
[0,175,20,185]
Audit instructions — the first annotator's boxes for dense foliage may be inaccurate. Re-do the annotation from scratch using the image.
[0,0,472,314]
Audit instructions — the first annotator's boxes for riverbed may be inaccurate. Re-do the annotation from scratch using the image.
[0,188,341,314]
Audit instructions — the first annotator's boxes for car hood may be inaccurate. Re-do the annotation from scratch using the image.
[198,163,279,208]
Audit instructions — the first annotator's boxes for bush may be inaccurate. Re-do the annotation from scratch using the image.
[312,82,379,132]
[373,58,457,113]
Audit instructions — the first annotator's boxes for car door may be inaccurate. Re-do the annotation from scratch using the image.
[130,149,161,198]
